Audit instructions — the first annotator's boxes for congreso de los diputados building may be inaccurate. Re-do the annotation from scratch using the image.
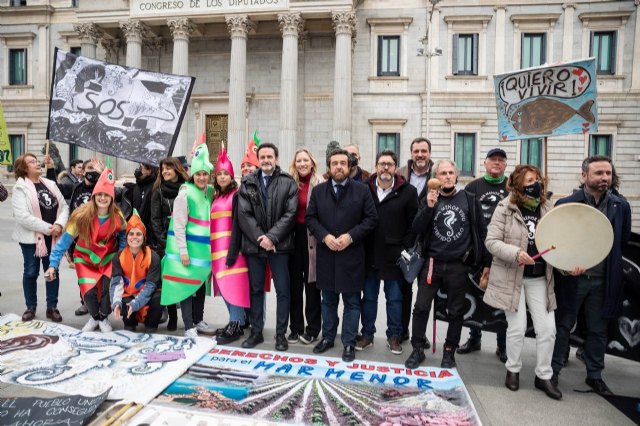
[1,0,639,229]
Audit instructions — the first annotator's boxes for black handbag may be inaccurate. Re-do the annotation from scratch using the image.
[396,241,425,283]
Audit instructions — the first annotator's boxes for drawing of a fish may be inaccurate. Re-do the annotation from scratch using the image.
[510,98,595,135]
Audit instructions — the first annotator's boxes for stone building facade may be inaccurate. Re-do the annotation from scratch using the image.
[1,0,639,230]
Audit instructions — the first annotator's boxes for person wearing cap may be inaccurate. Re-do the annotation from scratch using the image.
[149,156,190,331]
[160,143,214,339]
[46,168,126,332]
[240,139,260,177]
[211,147,250,344]
[458,147,509,362]
[110,210,163,333]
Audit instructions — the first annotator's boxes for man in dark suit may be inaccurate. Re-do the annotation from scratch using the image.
[306,149,378,362]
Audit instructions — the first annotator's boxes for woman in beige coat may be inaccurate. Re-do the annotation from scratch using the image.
[483,164,561,400]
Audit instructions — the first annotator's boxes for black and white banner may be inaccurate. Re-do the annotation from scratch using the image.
[46,48,195,166]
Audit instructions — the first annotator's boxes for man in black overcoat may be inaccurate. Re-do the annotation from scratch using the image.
[306,149,378,362]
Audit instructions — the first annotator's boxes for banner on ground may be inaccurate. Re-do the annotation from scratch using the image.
[155,347,480,425]
[0,389,108,426]
[46,48,195,166]
[0,101,12,165]
[494,58,598,141]
[0,314,214,404]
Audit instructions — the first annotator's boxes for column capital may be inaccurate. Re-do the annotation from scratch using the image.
[144,37,164,53]
[635,0,640,6]
[101,38,120,62]
[168,17,195,41]
[120,19,147,44]
[74,23,103,44]
[278,12,305,37]
[226,15,254,38]
[562,3,577,10]
[493,5,507,12]
[332,10,356,36]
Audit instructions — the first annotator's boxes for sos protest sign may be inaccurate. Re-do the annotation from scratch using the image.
[494,58,598,141]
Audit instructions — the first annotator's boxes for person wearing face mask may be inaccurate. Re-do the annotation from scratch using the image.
[483,165,561,400]
[121,164,158,228]
[405,160,490,370]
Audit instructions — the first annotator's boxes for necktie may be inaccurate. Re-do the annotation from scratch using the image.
[334,184,344,199]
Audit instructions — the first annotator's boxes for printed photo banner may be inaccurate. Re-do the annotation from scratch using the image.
[46,48,195,166]
[494,58,598,141]
[155,347,481,425]
[0,101,12,165]
[0,314,215,404]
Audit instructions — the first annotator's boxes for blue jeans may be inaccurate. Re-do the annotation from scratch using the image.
[361,272,403,339]
[20,243,59,310]
[225,300,246,325]
[321,289,360,347]
[552,275,608,379]
[246,253,290,335]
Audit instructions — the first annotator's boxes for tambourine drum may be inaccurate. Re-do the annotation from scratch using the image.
[535,202,613,271]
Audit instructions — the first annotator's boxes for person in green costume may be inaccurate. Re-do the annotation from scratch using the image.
[161,142,214,338]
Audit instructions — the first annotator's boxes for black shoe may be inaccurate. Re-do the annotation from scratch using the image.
[342,345,355,362]
[299,332,317,345]
[496,346,507,363]
[585,377,613,396]
[287,332,300,344]
[217,322,244,345]
[405,347,426,369]
[313,338,334,354]
[535,376,562,400]
[505,371,519,391]
[275,334,288,351]
[241,332,264,348]
[457,338,481,354]
[167,315,178,332]
[551,372,559,388]
[441,346,456,369]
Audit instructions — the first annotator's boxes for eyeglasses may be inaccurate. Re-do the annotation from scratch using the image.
[376,162,396,169]
[26,159,38,165]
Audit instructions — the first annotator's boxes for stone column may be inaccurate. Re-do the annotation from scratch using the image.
[119,20,147,176]
[562,3,575,61]
[37,25,48,97]
[226,15,253,167]
[632,0,640,89]
[168,18,195,157]
[74,23,103,161]
[278,12,304,165]
[331,11,356,146]
[494,6,507,75]
[101,38,120,64]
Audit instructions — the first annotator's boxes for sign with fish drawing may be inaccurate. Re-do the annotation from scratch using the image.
[494,58,598,141]
[46,48,195,166]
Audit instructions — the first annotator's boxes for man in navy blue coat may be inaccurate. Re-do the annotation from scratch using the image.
[306,149,378,362]
[551,155,631,396]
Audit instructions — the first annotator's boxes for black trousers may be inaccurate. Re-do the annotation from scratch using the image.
[121,293,163,329]
[401,279,413,336]
[84,276,111,320]
[288,223,322,337]
[180,284,206,330]
[411,259,469,349]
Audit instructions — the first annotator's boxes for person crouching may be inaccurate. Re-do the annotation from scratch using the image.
[110,210,163,333]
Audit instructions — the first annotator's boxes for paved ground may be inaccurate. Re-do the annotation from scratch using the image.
[0,196,638,425]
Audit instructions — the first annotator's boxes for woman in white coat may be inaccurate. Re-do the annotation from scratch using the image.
[12,153,68,322]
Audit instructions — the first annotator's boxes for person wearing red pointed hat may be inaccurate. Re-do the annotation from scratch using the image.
[211,146,250,344]
[46,168,126,333]
[240,138,259,177]
[109,209,163,333]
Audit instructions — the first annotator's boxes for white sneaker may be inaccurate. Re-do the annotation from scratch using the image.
[195,321,210,332]
[184,328,198,339]
[82,318,99,332]
[98,319,113,333]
